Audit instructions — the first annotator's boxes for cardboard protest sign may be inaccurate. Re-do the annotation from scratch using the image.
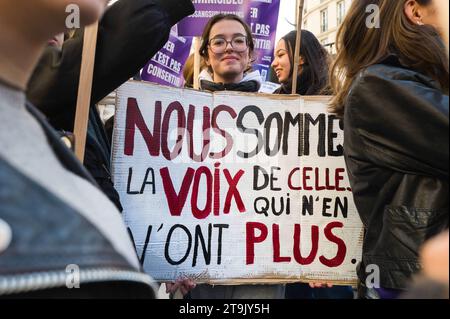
[112,81,363,285]
[141,29,193,88]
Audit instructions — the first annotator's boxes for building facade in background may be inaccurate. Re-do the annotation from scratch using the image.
[302,0,353,53]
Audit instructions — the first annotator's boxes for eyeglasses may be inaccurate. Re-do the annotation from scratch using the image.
[208,36,249,54]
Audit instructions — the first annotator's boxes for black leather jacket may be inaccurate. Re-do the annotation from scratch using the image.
[344,56,449,290]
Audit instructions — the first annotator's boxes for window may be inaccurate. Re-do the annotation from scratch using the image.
[320,9,328,33]
[337,1,345,25]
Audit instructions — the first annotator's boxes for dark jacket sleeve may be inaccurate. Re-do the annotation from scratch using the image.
[27,0,194,131]
[346,65,449,179]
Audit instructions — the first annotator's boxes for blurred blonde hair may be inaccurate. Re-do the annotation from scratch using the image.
[182,53,206,88]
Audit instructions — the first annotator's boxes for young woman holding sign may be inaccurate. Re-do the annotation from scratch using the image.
[27,0,196,212]
[330,0,449,299]
[185,14,286,300]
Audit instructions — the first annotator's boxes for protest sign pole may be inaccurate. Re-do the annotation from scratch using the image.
[193,37,202,90]
[74,22,99,162]
[291,0,305,95]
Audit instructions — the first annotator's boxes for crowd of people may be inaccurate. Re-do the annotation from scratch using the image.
[0,0,448,299]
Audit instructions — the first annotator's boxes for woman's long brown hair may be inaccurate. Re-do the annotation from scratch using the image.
[329,0,449,116]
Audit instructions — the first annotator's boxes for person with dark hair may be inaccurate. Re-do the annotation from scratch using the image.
[272,30,353,299]
[186,14,284,299]
[329,0,449,299]
[1,0,196,298]
[33,0,196,298]
[272,30,330,95]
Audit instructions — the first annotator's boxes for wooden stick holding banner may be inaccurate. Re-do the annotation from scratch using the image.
[292,0,305,95]
[193,37,202,90]
[74,23,99,162]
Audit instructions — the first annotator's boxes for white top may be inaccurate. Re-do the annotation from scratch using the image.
[0,83,140,269]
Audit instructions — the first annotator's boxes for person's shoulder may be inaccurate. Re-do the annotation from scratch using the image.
[347,62,437,110]
[356,57,436,90]
[345,61,418,120]
[346,59,448,120]
[362,64,424,82]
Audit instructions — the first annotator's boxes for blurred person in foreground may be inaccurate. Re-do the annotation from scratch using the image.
[0,0,195,298]
[329,0,449,299]
[0,0,157,298]
[403,0,449,299]
[25,0,196,297]
[27,0,194,212]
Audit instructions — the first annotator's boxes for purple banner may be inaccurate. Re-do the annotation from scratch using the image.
[245,0,281,82]
[178,0,280,82]
[178,1,245,37]
[141,30,193,88]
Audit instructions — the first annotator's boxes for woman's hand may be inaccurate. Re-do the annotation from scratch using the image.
[309,282,334,288]
[165,278,197,297]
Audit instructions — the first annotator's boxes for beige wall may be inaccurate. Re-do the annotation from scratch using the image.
[302,0,353,53]
[435,0,449,51]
